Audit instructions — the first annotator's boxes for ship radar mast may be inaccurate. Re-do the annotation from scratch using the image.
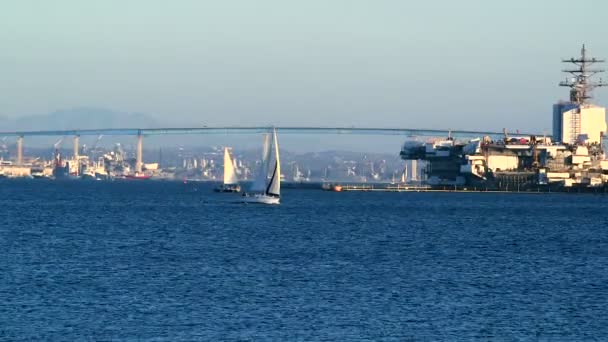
[559,44,607,105]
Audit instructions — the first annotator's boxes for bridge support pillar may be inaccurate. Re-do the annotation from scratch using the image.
[74,135,79,160]
[411,159,417,181]
[16,135,23,165]
[136,133,143,174]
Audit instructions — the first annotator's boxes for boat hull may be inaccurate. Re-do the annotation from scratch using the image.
[124,174,151,180]
[214,184,241,193]
[241,194,280,205]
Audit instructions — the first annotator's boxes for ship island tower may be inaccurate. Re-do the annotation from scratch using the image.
[553,45,607,145]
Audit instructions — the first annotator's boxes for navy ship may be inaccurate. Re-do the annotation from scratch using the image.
[401,45,608,191]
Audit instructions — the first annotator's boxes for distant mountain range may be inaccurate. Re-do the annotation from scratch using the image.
[0,107,163,131]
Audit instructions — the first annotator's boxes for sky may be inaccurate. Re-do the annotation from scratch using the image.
[2,0,608,134]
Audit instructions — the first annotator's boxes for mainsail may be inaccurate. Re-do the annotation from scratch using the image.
[250,134,271,193]
[223,147,239,185]
[266,129,281,197]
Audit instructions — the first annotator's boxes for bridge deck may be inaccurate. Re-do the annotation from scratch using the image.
[0,126,539,139]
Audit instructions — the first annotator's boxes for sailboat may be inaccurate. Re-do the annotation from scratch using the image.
[215,147,241,192]
[242,129,281,204]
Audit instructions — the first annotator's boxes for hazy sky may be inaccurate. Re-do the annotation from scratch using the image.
[2,0,608,133]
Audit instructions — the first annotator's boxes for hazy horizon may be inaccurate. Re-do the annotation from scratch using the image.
[2,0,608,134]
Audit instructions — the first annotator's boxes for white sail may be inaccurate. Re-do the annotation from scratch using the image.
[223,147,239,185]
[266,129,281,197]
[250,134,271,193]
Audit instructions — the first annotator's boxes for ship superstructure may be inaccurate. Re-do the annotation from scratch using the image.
[401,45,608,190]
[554,44,607,145]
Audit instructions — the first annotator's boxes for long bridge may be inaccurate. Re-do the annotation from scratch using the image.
[0,126,521,137]
[0,126,538,174]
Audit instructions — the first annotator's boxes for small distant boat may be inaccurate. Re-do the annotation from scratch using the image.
[95,172,109,181]
[321,183,342,192]
[214,147,241,193]
[81,169,106,181]
[124,173,151,180]
[52,154,70,179]
[81,169,96,180]
[31,167,46,179]
[242,129,281,204]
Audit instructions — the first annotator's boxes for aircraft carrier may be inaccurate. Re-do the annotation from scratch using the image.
[401,45,608,191]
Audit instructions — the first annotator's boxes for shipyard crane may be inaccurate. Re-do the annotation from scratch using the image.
[52,138,64,163]
[53,138,64,149]
[0,137,9,162]
[82,134,103,155]
[0,137,8,153]
[0,136,20,157]
[91,135,103,150]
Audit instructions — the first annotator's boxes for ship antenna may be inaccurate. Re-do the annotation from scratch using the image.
[559,44,607,105]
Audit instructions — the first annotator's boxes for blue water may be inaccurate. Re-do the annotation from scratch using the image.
[1,180,607,340]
